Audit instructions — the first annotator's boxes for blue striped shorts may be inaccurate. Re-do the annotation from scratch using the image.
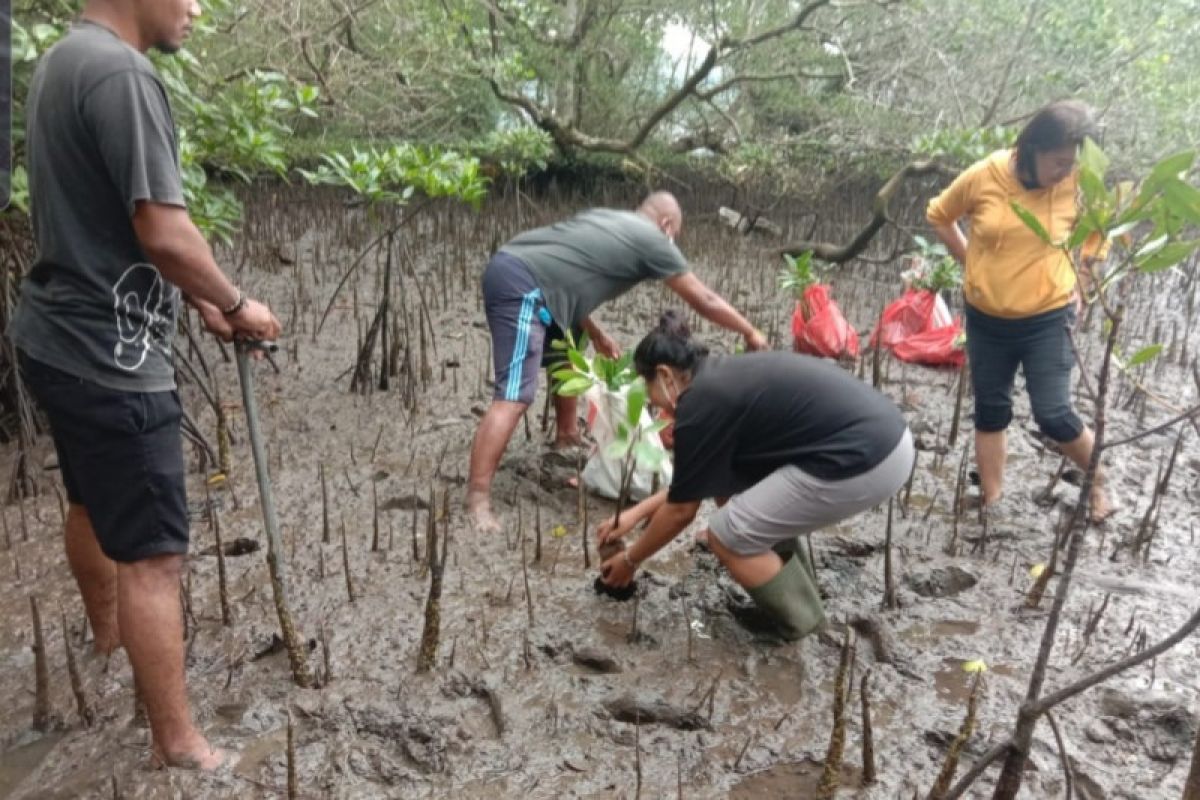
[482,252,556,405]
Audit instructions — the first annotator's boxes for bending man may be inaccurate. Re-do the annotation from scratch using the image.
[467,192,767,533]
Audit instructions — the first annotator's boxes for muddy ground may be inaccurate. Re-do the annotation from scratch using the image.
[2,185,1199,799]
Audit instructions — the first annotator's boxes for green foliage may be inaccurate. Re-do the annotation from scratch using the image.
[912,126,1014,168]
[474,128,555,176]
[1010,139,1199,377]
[4,2,323,244]
[778,251,827,299]
[550,329,638,396]
[300,145,488,208]
[909,236,963,292]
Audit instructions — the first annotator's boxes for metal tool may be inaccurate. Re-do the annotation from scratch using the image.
[234,339,312,686]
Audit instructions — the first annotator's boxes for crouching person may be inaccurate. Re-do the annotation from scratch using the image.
[597,312,914,640]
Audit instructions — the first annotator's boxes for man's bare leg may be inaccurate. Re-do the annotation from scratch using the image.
[551,393,582,448]
[64,503,120,654]
[467,399,528,533]
[118,554,222,770]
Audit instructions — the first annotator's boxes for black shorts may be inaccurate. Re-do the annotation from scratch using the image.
[19,352,190,563]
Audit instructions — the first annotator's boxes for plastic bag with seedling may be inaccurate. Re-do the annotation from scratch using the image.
[780,251,860,359]
[550,331,672,504]
[872,236,966,367]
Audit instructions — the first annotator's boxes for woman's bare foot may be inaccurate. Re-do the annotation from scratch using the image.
[151,737,227,771]
[1089,486,1116,524]
[466,490,503,535]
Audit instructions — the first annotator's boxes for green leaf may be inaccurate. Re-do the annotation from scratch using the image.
[549,338,569,351]
[632,441,666,470]
[605,440,631,460]
[1010,202,1052,244]
[556,376,593,397]
[1126,344,1163,367]
[1078,138,1109,181]
[1137,241,1197,273]
[551,368,579,383]
[1067,217,1098,251]
[1142,151,1195,193]
[626,384,647,429]
[1161,179,1200,225]
[567,349,590,374]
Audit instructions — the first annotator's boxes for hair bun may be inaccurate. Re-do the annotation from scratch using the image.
[656,309,692,340]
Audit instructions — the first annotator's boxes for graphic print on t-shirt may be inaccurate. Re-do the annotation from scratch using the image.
[112,263,175,371]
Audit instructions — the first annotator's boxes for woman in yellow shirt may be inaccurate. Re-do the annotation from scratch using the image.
[926,100,1113,521]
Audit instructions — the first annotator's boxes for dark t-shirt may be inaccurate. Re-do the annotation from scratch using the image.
[500,209,688,329]
[8,22,184,391]
[667,353,908,503]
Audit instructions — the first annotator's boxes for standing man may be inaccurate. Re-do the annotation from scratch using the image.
[10,0,280,770]
[467,192,768,533]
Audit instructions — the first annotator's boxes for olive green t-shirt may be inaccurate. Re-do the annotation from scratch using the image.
[500,208,689,329]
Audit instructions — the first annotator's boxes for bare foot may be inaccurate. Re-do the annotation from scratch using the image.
[151,737,227,771]
[1089,487,1117,524]
[466,491,503,535]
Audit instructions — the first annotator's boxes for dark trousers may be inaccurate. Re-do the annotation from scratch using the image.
[965,303,1083,443]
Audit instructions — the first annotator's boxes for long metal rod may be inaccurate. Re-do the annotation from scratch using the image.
[235,341,312,687]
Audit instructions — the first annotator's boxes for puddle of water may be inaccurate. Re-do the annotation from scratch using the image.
[755,658,806,707]
[234,728,287,778]
[731,757,861,799]
[900,619,980,645]
[0,734,63,800]
[933,658,1019,705]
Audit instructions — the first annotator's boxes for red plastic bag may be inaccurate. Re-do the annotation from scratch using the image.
[791,285,860,359]
[870,289,937,350]
[871,288,965,367]
[892,323,966,368]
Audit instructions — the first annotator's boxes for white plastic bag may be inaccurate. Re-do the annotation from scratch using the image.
[581,383,673,501]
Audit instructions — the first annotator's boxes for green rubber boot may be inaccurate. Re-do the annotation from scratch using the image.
[746,550,826,641]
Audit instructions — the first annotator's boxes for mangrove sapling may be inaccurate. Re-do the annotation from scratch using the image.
[208,483,232,626]
[61,611,93,727]
[882,497,898,610]
[927,670,984,800]
[287,709,298,800]
[551,331,670,527]
[30,596,50,731]
[861,670,876,785]
[417,502,450,673]
[816,629,856,800]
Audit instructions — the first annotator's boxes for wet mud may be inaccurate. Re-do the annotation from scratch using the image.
[1,186,1199,798]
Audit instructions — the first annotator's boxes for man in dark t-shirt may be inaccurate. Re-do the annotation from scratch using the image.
[8,0,281,770]
[467,192,769,533]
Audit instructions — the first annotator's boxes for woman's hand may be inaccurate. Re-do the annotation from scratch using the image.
[596,513,638,545]
[600,550,637,588]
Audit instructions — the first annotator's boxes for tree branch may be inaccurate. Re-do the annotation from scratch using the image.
[1031,602,1200,715]
[776,160,954,262]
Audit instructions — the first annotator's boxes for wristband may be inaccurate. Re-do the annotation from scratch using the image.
[221,290,246,316]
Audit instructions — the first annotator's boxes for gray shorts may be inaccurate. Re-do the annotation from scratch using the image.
[708,429,915,556]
